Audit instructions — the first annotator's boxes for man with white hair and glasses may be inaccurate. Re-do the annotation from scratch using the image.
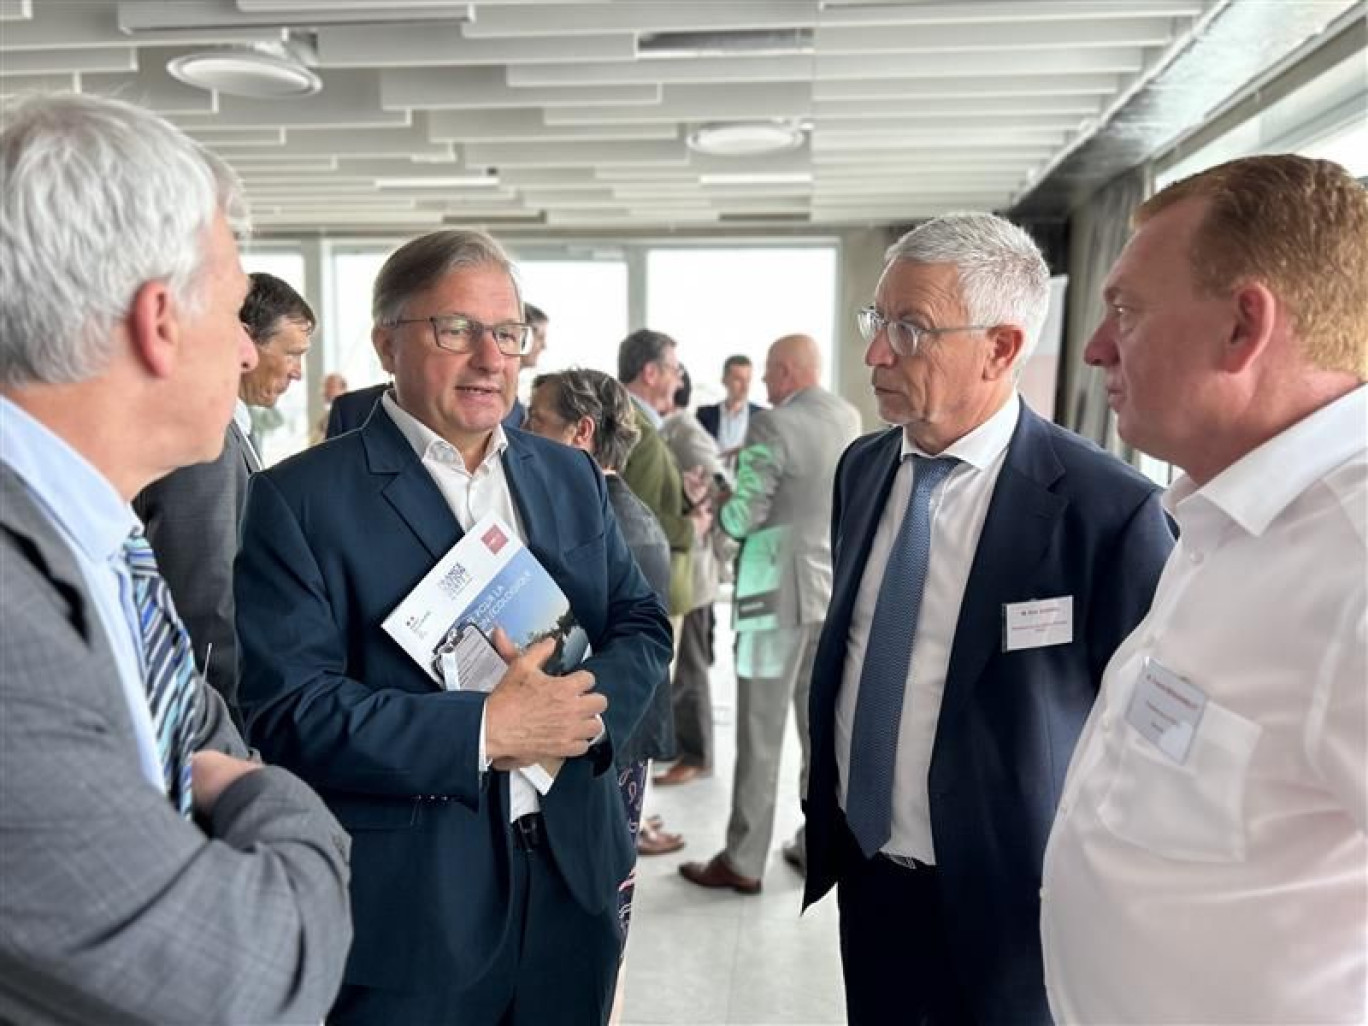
[801,212,1175,1024]
[0,92,351,1024]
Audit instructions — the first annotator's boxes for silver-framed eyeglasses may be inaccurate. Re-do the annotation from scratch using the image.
[388,314,533,357]
[856,306,992,357]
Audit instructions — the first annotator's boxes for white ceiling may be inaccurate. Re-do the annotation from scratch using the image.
[0,0,1328,235]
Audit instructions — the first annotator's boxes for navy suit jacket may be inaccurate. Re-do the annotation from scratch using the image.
[236,408,671,1001]
[327,384,524,438]
[803,406,1174,1025]
[695,400,761,442]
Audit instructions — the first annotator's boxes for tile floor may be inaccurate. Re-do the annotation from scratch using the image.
[621,602,847,1025]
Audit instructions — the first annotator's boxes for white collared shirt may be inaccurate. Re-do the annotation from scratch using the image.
[835,393,1020,863]
[233,399,262,467]
[717,402,749,452]
[380,394,541,820]
[1041,385,1368,1024]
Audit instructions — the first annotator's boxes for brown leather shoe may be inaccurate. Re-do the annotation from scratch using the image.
[653,762,704,786]
[678,855,761,895]
[637,823,685,857]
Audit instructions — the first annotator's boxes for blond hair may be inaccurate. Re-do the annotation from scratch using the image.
[1137,155,1367,379]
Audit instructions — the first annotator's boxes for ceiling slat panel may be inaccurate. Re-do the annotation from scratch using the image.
[463,3,819,39]
[0,47,136,76]
[118,0,473,31]
[814,73,1120,100]
[543,83,813,125]
[316,24,634,68]
[426,108,676,142]
[381,67,661,109]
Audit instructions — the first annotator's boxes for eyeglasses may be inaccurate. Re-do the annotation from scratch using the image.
[856,307,992,357]
[388,314,533,357]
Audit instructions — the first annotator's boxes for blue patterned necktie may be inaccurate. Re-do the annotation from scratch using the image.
[846,454,960,858]
[123,528,201,818]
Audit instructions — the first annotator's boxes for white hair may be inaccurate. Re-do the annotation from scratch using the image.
[884,212,1050,366]
[0,92,247,386]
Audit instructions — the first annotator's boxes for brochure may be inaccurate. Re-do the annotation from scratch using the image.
[382,513,590,793]
[733,523,787,633]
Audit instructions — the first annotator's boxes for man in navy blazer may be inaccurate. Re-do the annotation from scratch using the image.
[694,354,762,455]
[801,214,1174,1025]
[237,229,672,1025]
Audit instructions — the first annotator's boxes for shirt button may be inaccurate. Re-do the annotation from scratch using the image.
[1189,550,1205,565]
[1101,713,1114,731]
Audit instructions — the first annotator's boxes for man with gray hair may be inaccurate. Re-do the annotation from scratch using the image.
[801,212,1175,1024]
[0,93,352,1024]
[236,228,671,1024]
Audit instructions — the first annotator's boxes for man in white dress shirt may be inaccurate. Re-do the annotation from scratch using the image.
[1042,154,1368,1023]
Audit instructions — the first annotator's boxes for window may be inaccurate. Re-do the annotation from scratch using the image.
[513,259,629,382]
[645,247,838,407]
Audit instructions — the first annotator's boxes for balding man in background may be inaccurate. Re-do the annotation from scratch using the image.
[680,334,861,894]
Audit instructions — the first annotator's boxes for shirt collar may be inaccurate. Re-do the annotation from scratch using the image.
[899,391,1020,471]
[0,396,137,562]
[1166,385,1368,535]
[381,391,508,472]
[232,399,253,439]
[629,391,663,429]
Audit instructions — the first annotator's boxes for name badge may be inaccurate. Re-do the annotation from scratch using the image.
[1125,658,1207,764]
[1002,596,1073,651]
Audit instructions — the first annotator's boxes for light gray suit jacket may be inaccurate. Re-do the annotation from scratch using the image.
[0,465,352,1025]
[132,419,260,720]
[719,385,863,627]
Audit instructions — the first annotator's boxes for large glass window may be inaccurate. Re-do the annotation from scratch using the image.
[645,247,838,408]
[328,249,392,394]
[240,248,310,465]
[513,259,629,381]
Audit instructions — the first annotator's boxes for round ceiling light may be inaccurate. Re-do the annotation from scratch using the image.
[167,47,321,99]
[687,121,805,157]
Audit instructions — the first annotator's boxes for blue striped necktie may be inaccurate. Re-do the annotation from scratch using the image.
[123,528,201,818]
[846,454,959,858]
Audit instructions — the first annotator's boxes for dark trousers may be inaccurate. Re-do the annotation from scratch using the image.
[835,820,972,1026]
[330,834,622,1026]
[670,604,714,767]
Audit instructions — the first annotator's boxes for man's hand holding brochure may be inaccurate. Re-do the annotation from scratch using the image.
[382,513,601,792]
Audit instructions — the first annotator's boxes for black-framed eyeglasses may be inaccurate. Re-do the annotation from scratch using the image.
[387,314,533,357]
[856,306,992,357]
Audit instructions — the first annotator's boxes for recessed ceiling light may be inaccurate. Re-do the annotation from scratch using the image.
[167,46,321,99]
[688,122,806,158]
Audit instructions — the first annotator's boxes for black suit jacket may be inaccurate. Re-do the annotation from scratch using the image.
[132,419,259,719]
[803,406,1174,1025]
[695,400,761,442]
[235,409,672,1007]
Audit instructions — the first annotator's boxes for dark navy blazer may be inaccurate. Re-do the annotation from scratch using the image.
[802,405,1174,1025]
[694,400,762,442]
[236,408,671,1000]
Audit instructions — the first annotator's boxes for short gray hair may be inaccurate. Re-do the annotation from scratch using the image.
[372,228,520,326]
[532,368,641,472]
[885,212,1050,364]
[0,92,246,387]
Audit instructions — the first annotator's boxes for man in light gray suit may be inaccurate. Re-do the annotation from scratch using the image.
[680,334,862,892]
[0,93,351,1025]
[133,272,315,722]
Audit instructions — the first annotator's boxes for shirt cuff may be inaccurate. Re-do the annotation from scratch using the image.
[478,700,491,772]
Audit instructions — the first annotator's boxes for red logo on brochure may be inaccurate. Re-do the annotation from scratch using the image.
[482,524,508,554]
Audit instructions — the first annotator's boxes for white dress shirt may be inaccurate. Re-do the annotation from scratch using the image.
[717,402,749,452]
[1041,385,1368,1024]
[0,398,162,793]
[380,394,542,821]
[836,394,1020,864]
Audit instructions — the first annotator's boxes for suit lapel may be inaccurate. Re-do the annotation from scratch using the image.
[501,432,556,561]
[361,409,463,561]
[0,467,98,644]
[228,419,262,474]
[827,428,903,645]
[937,407,1067,728]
